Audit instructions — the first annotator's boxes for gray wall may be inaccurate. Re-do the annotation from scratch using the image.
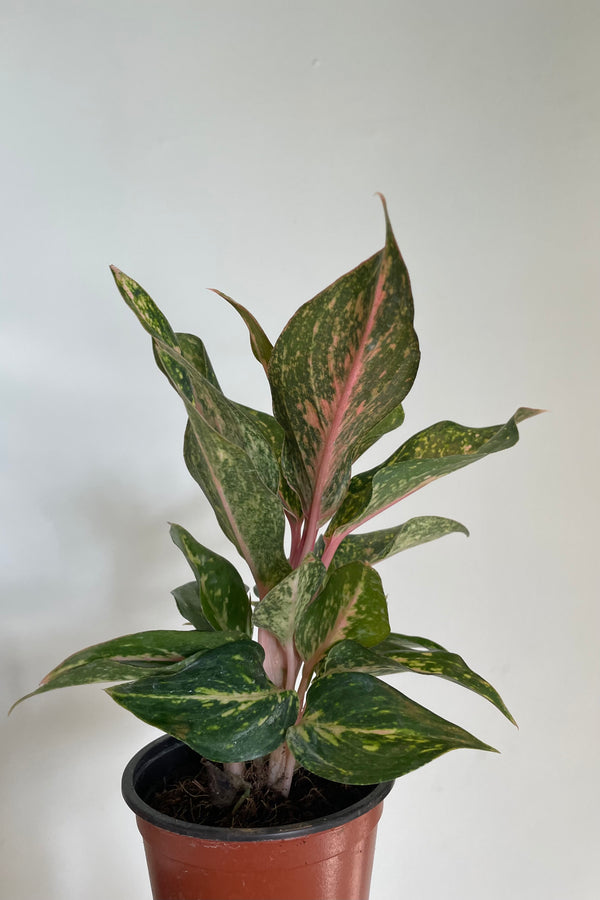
[2,2,598,898]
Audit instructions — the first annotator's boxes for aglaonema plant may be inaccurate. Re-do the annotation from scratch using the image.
[14,196,541,800]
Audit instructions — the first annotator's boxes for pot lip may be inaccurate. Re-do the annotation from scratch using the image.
[122,735,394,842]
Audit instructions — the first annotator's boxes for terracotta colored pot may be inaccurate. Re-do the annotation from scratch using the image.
[122,736,393,900]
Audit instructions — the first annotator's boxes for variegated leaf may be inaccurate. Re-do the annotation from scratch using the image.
[11,630,244,711]
[183,420,291,593]
[235,403,303,519]
[268,197,420,522]
[113,265,279,493]
[295,562,390,664]
[171,581,213,631]
[111,266,180,348]
[350,401,405,463]
[286,672,496,784]
[153,331,222,391]
[170,524,251,634]
[212,289,273,372]
[331,516,469,567]
[154,339,280,496]
[111,266,290,591]
[154,333,298,518]
[322,636,515,724]
[327,407,543,540]
[253,556,326,645]
[107,640,299,763]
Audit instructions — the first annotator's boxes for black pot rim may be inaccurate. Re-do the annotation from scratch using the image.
[122,735,394,842]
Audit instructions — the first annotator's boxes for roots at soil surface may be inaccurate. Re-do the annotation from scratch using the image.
[150,757,371,828]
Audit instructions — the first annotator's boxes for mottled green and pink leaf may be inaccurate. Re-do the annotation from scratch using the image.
[295,562,390,664]
[268,197,420,525]
[327,407,543,541]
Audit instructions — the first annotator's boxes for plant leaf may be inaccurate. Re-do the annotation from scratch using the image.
[295,562,390,664]
[322,637,515,724]
[286,672,496,784]
[107,640,299,763]
[268,197,420,521]
[113,265,279,493]
[331,516,469,567]
[111,266,180,347]
[350,402,405,463]
[111,266,290,591]
[253,556,326,645]
[154,340,280,495]
[327,407,543,539]
[171,581,214,631]
[183,420,291,593]
[170,524,251,634]
[235,403,303,519]
[11,630,244,711]
[153,331,222,391]
[155,330,290,513]
[212,289,273,372]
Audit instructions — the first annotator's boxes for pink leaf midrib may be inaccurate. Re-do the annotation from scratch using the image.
[302,255,390,549]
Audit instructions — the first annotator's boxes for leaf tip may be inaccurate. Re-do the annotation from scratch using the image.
[109,264,125,284]
[515,407,546,423]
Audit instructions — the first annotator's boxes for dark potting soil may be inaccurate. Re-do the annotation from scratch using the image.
[149,757,373,829]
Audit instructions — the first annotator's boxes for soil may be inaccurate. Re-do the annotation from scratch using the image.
[148,756,373,829]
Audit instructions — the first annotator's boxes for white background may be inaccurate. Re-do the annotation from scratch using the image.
[1,2,598,898]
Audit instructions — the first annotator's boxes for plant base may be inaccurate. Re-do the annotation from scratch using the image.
[122,736,393,900]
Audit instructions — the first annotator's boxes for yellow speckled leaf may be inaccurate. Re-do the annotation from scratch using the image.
[108,641,298,763]
[287,672,496,784]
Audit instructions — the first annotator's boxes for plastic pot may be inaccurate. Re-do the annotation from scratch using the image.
[122,736,393,900]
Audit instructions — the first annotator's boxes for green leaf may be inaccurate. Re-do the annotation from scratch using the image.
[155,340,280,496]
[155,333,300,523]
[286,672,496,784]
[253,556,326,645]
[111,266,290,591]
[268,196,420,521]
[295,562,390,664]
[171,581,214,631]
[153,331,222,392]
[328,407,543,539]
[11,630,243,711]
[114,265,280,495]
[170,524,251,634]
[322,637,515,724]
[183,420,291,593]
[111,266,179,347]
[234,403,303,519]
[107,640,299,763]
[213,289,273,372]
[350,402,405,463]
[331,516,469,567]
[375,633,516,724]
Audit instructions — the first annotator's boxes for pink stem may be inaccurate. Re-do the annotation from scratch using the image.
[258,628,286,688]
[278,746,297,797]
[320,532,344,569]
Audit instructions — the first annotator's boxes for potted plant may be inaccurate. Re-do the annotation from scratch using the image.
[13,196,541,900]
